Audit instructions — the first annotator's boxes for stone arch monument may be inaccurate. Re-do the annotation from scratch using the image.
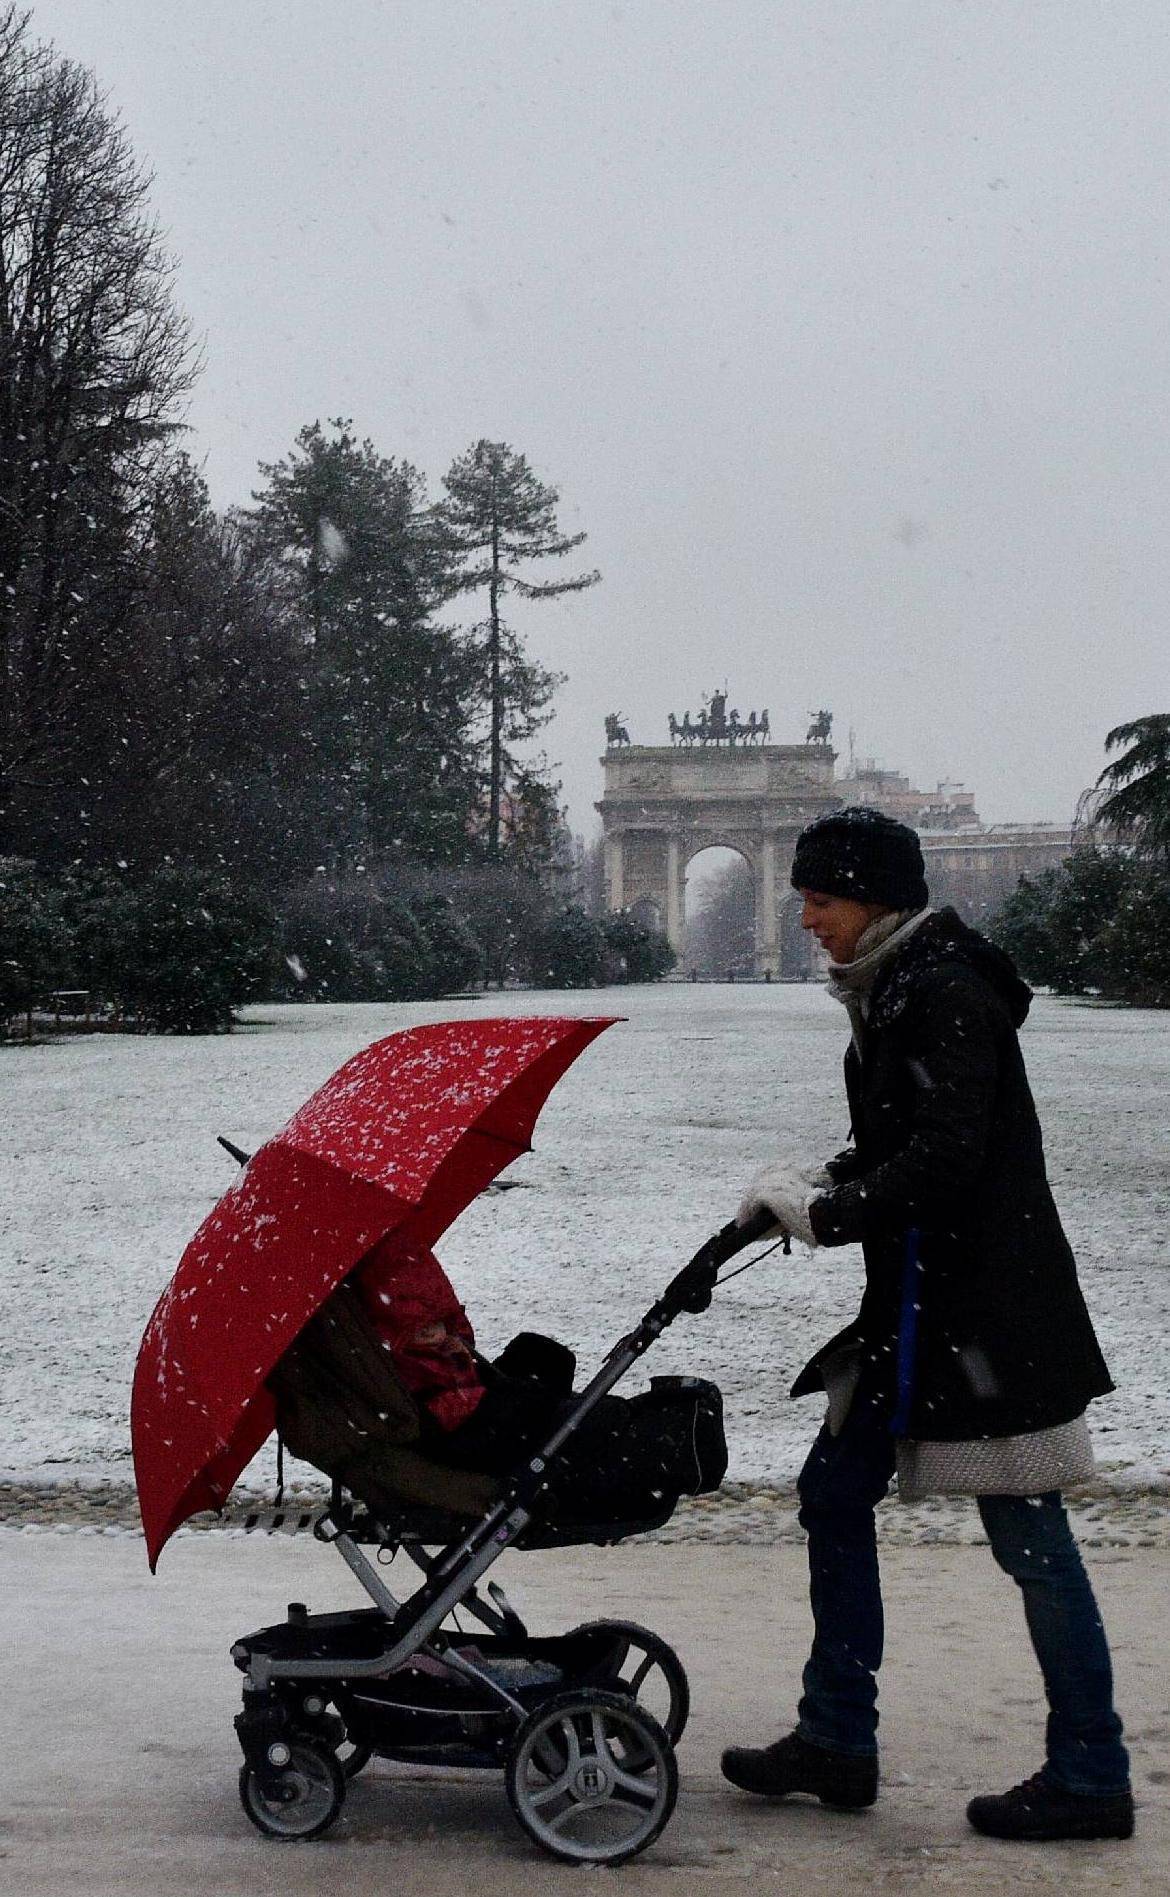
[596,708,840,976]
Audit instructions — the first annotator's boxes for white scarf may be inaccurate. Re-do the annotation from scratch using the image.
[827,906,934,1048]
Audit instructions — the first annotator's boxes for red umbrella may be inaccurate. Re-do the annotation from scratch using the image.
[132,1015,616,1568]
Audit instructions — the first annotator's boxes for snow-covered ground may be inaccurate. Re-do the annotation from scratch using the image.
[2,983,1168,1497]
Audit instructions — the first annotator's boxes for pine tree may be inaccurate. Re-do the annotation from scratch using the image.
[1094,714,1170,859]
[76,456,307,881]
[246,421,480,869]
[437,441,599,861]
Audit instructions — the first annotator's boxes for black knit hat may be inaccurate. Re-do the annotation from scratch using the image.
[790,806,928,909]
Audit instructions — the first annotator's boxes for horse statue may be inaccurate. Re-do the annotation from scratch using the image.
[806,709,833,745]
[605,712,632,747]
[668,713,681,746]
[757,708,770,743]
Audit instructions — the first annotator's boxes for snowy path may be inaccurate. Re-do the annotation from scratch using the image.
[5,1529,1168,1893]
[2,984,1168,1496]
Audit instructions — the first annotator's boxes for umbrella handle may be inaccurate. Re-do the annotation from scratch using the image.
[217,1136,252,1167]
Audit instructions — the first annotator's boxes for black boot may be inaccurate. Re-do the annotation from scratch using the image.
[967,1771,1134,1841]
[720,1730,878,1807]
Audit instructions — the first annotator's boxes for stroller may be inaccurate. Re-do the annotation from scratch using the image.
[230,1211,772,1865]
[131,1018,778,1866]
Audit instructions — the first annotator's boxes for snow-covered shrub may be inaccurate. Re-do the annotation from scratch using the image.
[409,895,483,997]
[525,905,607,989]
[601,913,676,984]
[73,867,276,1033]
[275,875,483,1000]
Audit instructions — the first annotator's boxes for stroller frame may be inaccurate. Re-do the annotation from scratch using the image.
[232,1212,772,1864]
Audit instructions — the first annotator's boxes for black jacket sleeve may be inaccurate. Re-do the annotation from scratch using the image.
[824,1146,863,1185]
[808,969,1003,1247]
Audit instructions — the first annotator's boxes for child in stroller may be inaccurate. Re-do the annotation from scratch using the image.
[268,1226,727,1531]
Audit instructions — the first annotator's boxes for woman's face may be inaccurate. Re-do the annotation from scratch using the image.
[799,889,891,964]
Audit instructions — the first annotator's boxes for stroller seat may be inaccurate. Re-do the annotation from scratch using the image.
[265,1281,714,1546]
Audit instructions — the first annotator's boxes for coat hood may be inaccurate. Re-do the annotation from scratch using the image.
[869,906,1033,1030]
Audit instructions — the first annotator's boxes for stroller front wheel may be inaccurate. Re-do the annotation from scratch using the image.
[238,1738,345,1841]
[505,1688,678,1865]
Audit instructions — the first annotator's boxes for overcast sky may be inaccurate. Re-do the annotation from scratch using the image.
[29,0,1170,838]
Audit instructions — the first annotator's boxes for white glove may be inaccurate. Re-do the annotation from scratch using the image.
[736,1158,823,1248]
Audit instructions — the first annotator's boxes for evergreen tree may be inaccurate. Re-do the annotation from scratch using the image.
[69,864,275,1033]
[991,847,1170,1007]
[1097,869,1170,1007]
[437,441,599,860]
[1094,714,1170,859]
[0,856,71,1023]
[66,456,305,880]
[991,849,1129,994]
[525,903,606,989]
[601,912,676,983]
[247,421,480,869]
[0,7,195,857]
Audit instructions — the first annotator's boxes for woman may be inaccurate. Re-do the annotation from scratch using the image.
[721,806,1133,1843]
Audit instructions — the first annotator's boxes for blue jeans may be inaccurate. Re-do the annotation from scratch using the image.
[795,1392,1130,1795]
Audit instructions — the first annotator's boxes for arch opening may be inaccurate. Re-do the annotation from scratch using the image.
[683,846,755,979]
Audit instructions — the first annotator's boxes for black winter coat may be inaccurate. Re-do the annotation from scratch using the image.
[794,909,1113,1440]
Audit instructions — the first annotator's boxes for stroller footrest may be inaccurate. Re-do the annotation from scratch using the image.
[238,1507,322,1537]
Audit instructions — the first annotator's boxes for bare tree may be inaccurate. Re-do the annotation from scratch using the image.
[0,5,195,851]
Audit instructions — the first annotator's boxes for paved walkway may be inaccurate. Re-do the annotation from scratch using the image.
[4,1527,1167,1894]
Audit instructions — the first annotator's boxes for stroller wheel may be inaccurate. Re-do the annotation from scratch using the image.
[238,1738,345,1841]
[505,1688,677,1865]
[569,1619,690,1744]
[294,1697,372,1779]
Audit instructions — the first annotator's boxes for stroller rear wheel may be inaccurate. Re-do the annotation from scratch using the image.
[238,1738,345,1841]
[569,1619,690,1744]
[505,1688,677,1865]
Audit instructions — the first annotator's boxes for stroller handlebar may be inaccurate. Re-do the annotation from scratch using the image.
[703,1206,779,1265]
[658,1206,781,1319]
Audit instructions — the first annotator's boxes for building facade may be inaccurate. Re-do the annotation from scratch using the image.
[596,741,839,977]
[597,722,1077,975]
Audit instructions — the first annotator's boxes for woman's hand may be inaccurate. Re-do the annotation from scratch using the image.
[736,1159,823,1248]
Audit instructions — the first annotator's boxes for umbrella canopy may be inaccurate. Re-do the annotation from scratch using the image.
[132,1015,616,1567]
